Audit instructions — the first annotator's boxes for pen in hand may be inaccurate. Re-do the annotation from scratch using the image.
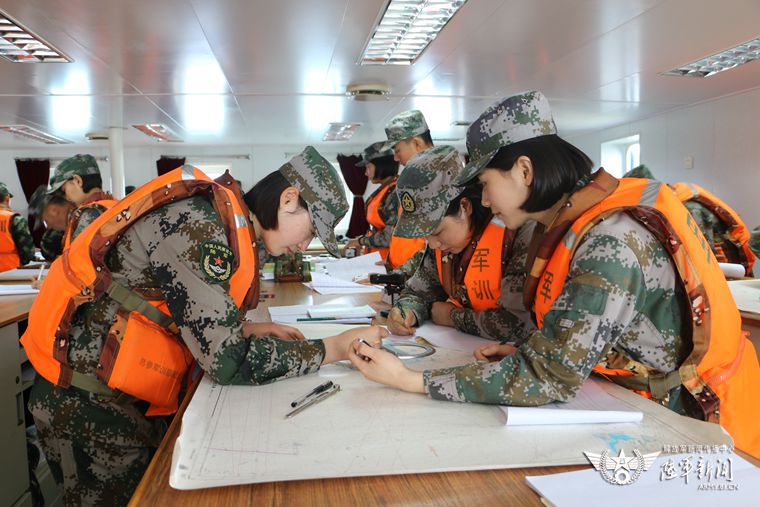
[290,380,334,407]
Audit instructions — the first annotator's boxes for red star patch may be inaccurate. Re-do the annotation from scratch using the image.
[214,256,223,266]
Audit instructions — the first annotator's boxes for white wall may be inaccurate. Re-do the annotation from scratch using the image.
[0,143,366,214]
[567,86,760,275]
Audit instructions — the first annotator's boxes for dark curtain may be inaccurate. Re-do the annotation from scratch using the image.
[336,154,369,238]
[156,156,186,176]
[15,158,50,246]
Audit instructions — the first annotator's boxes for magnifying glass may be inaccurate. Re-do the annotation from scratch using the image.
[381,340,435,360]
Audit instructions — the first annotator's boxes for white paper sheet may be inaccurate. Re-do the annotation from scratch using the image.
[400,322,495,354]
[313,251,387,282]
[303,272,382,295]
[0,284,39,296]
[269,303,374,324]
[308,304,375,319]
[501,380,643,426]
[526,453,758,507]
[728,279,760,315]
[718,262,745,279]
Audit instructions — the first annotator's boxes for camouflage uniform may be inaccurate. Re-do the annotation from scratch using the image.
[40,228,65,261]
[0,182,35,265]
[28,147,348,506]
[425,92,691,410]
[750,226,760,258]
[356,141,399,250]
[390,146,535,341]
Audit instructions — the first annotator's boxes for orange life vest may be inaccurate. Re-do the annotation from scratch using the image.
[387,202,427,270]
[363,181,396,260]
[532,177,760,458]
[671,182,755,273]
[0,209,21,271]
[435,221,509,311]
[21,167,258,416]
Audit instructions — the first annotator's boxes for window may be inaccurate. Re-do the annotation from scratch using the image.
[600,134,640,177]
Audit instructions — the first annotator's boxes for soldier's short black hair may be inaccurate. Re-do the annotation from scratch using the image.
[416,130,434,147]
[487,134,593,213]
[371,155,399,180]
[80,173,103,193]
[444,181,491,233]
[244,171,308,230]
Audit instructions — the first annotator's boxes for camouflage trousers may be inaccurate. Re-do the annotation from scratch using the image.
[28,377,166,506]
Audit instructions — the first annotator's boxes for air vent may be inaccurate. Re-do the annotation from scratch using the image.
[85,132,109,141]
[0,125,71,144]
[132,124,182,142]
[323,123,361,141]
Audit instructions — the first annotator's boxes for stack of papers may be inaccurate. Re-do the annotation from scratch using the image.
[500,379,643,426]
[728,279,760,315]
[269,303,376,324]
[0,268,48,281]
[314,251,387,282]
[303,272,381,295]
[0,284,40,296]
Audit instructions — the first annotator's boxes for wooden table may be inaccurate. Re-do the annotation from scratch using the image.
[130,280,586,506]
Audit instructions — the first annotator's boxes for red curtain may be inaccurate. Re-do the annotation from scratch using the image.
[15,158,50,246]
[156,156,186,176]
[336,154,369,238]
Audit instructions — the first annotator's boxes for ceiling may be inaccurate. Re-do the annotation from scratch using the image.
[1,0,759,150]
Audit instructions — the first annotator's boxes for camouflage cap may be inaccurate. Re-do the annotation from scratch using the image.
[357,141,393,167]
[278,146,349,257]
[623,164,655,180]
[454,91,557,185]
[394,145,464,238]
[48,154,101,194]
[0,182,12,198]
[382,110,429,150]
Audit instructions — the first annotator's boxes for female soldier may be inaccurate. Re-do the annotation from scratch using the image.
[385,144,534,341]
[345,141,400,261]
[349,92,760,458]
[23,146,388,505]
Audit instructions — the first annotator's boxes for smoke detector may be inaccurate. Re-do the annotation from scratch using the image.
[85,132,109,141]
[346,83,391,101]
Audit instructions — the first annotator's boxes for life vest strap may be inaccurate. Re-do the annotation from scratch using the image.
[106,280,179,334]
[597,368,683,400]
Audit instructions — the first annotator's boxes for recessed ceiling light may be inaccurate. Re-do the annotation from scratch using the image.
[0,10,72,63]
[0,125,72,144]
[132,124,183,142]
[323,123,361,141]
[346,83,391,101]
[662,37,760,77]
[358,0,468,66]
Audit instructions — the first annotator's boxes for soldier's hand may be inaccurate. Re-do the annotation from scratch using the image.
[348,339,425,393]
[322,325,389,364]
[386,307,416,335]
[345,238,361,249]
[242,321,306,341]
[474,343,517,362]
[431,301,456,327]
[30,276,45,290]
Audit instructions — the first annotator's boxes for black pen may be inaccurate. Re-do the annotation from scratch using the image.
[290,380,334,407]
[285,384,340,418]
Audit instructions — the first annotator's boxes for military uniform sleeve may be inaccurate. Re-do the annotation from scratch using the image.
[40,229,64,261]
[394,247,447,325]
[450,223,536,343]
[361,224,392,248]
[138,198,325,386]
[423,219,659,405]
[71,206,105,242]
[390,248,424,279]
[750,226,760,258]
[10,215,35,265]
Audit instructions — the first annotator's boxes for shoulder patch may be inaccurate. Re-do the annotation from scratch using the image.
[200,241,234,283]
[400,191,416,213]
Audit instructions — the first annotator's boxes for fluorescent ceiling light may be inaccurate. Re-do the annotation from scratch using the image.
[359,0,468,65]
[662,37,760,77]
[132,124,183,142]
[323,123,361,141]
[0,125,72,144]
[0,10,72,63]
